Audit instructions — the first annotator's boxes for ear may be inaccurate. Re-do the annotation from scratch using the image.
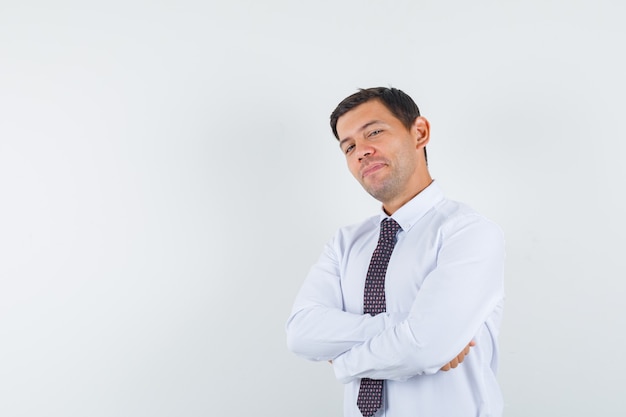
[412,116,430,149]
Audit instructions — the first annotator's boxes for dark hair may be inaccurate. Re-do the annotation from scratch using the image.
[330,87,421,139]
[329,87,427,162]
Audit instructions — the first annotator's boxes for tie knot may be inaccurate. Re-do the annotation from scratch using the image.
[380,218,401,243]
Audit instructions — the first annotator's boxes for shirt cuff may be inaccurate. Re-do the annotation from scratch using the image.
[332,351,354,383]
[332,311,408,383]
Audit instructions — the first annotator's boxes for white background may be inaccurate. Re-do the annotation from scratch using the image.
[1,1,625,416]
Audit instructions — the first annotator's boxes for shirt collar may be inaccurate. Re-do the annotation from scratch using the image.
[378,181,445,232]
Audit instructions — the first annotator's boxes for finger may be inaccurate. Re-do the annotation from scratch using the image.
[449,358,459,369]
[469,340,476,347]
[441,363,451,371]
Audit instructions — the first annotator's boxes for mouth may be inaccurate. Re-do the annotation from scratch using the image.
[361,163,386,178]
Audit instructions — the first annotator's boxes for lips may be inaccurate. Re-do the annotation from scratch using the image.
[361,162,386,178]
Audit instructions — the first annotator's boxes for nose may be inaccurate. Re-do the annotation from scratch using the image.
[356,143,374,162]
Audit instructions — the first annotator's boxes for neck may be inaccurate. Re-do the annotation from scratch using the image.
[382,177,433,215]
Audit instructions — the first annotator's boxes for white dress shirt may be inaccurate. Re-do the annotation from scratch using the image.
[286,182,505,417]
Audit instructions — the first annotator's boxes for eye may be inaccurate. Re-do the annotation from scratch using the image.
[368,129,382,137]
[345,144,355,154]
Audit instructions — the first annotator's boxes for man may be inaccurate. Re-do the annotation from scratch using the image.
[286,87,505,417]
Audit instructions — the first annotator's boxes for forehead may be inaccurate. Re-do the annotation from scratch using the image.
[336,99,400,139]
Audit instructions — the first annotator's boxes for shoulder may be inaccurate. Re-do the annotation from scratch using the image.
[335,214,379,242]
[432,198,504,242]
[323,214,380,256]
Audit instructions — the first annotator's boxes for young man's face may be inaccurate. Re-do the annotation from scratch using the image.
[336,99,430,212]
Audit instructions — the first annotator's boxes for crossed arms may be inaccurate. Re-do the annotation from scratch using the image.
[286,214,505,382]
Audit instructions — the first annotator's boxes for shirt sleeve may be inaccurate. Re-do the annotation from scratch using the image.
[286,234,408,361]
[332,214,505,382]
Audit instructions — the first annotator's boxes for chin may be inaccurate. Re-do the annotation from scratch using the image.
[365,187,390,202]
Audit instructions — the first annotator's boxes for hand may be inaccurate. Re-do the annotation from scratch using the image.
[440,340,476,371]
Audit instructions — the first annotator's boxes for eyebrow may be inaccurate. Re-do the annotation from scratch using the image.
[338,120,383,148]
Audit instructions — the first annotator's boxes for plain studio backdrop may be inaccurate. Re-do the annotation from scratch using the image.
[1,0,625,416]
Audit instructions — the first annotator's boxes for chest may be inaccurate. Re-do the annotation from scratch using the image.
[339,227,441,313]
